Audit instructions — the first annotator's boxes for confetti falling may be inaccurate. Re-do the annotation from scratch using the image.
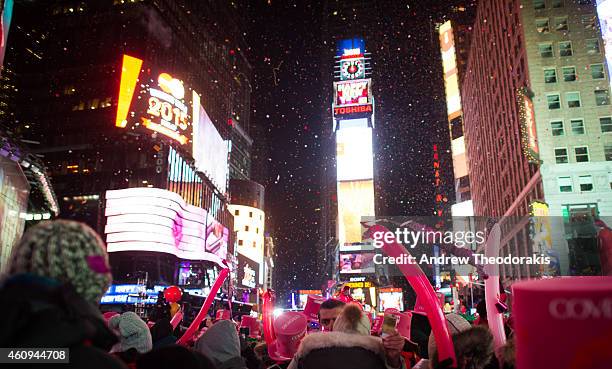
[245,1,467,300]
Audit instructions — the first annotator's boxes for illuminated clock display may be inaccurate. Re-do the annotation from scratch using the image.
[340,58,365,80]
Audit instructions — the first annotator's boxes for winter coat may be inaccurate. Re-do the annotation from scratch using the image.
[0,273,127,369]
[195,320,248,369]
[288,331,398,369]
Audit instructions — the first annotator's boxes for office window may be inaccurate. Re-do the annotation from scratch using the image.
[558,176,573,192]
[595,90,611,105]
[583,14,598,30]
[579,175,593,192]
[575,146,589,162]
[552,0,563,8]
[249,211,253,217]
[609,173,612,190]
[245,225,249,231]
[601,117,612,133]
[555,148,569,163]
[536,18,550,33]
[605,144,612,161]
[234,209,239,216]
[238,239,243,246]
[559,41,573,56]
[562,67,576,82]
[591,64,605,79]
[544,68,557,83]
[586,39,600,54]
[547,94,561,109]
[551,120,565,136]
[566,92,581,108]
[539,43,554,57]
[555,17,568,31]
[570,119,585,135]
[534,0,545,9]
[252,241,256,247]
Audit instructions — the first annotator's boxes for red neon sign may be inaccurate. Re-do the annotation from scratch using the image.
[333,104,373,116]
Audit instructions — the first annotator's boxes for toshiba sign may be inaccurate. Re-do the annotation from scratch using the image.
[333,104,373,118]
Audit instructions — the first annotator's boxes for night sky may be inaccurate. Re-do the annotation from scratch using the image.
[242,1,467,298]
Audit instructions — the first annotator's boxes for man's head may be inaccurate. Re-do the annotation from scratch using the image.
[318,298,346,331]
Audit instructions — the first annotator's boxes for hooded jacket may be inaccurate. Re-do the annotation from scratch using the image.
[287,331,388,369]
[0,274,126,369]
[195,320,247,369]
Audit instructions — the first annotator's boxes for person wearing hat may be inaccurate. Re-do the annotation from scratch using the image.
[196,319,248,369]
[412,313,471,369]
[109,311,153,367]
[0,220,126,369]
[288,303,407,369]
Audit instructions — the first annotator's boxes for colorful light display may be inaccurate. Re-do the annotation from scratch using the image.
[517,87,540,164]
[378,288,404,312]
[116,55,193,147]
[104,187,227,266]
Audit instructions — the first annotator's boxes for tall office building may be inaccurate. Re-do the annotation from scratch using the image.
[4,1,252,303]
[522,0,611,275]
[461,0,611,279]
[461,0,545,280]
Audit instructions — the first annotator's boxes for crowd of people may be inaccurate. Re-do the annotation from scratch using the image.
[0,220,518,369]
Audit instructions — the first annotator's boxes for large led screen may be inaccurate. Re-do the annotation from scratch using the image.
[378,288,404,312]
[439,21,462,119]
[336,126,374,181]
[104,187,226,267]
[192,98,229,193]
[337,180,375,245]
[237,253,259,288]
[116,55,194,149]
[339,253,376,274]
[205,214,229,261]
[598,0,612,90]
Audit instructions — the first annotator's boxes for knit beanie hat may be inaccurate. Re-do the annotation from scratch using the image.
[109,312,153,354]
[428,313,471,359]
[8,220,112,305]
[333,303,371,336]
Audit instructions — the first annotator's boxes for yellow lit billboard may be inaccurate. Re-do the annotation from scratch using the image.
[337,179,375,244]
[439,21,462,120]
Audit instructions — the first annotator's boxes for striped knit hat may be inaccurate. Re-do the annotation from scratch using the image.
[8,220,112,305]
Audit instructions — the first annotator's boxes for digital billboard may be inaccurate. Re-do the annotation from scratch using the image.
[0,0,13,70]
[339,253,376,274]
[340,58,366,80]
[104,187,225,267]
[333,79,373,120]
[192,97,229,193]
[378,288,404,312]
[205,214,229,261]
[237,254,259,288]
[337,180,375,245]
[337,38,366,58]
[439,21,462,120]
[116,55,193,148]
[100,284,165,305]
[336,127,373,181]
[597,0,612,90]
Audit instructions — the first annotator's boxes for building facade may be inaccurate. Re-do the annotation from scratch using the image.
[461,0,546,280]
[521,0,611,275]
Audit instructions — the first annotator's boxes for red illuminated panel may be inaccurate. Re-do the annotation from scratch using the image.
[116,55,143,128]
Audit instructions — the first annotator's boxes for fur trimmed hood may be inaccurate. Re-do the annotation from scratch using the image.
[297,331,384,357]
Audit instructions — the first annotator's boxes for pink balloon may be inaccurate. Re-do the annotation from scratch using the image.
[262,290,276,346]
[177,267,230,345]
[483,224,506,351]
[368,224,456,366]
